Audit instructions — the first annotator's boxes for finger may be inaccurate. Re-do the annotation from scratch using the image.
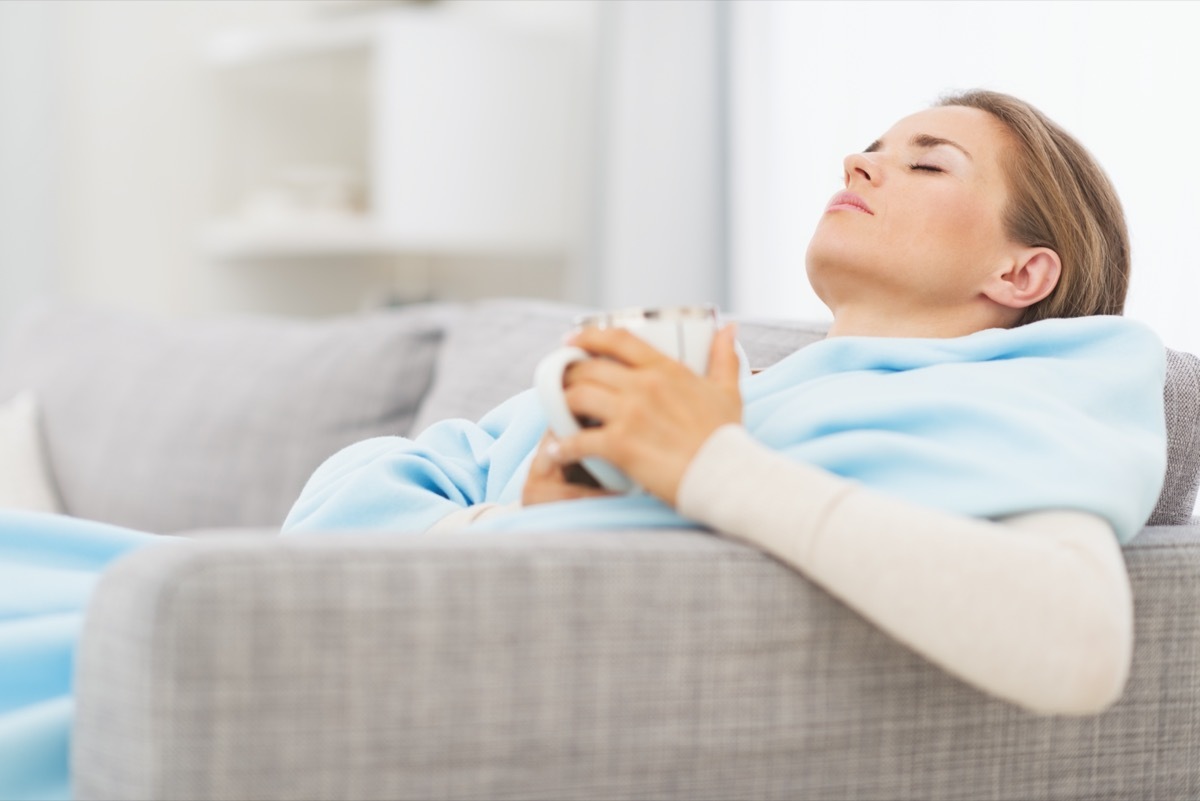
[564,357,636,391]
[564,382,620,423]
[555,428,614,467]
[530,431,562,475]
[567,327,668,368]
[558,481,620,500]
[706,323,741,390]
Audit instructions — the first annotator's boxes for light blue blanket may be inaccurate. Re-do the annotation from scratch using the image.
[0,512,156,801]
[285,316,1167,544]
[0,315,1170,800]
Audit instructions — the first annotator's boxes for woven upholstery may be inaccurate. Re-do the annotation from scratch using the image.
[0,303,454,532]
[1153,348,1200,523]
[74,525,1200,801]
[2,300,1191,528]
[410,298,594,435]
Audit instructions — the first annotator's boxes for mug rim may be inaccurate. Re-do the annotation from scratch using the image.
[572,303,719,329]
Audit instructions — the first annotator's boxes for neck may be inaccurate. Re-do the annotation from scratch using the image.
[826,301,1016,339]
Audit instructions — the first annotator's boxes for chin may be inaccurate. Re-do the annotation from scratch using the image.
[805,237,868,306]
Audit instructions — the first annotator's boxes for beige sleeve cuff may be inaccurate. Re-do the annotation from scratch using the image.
[425,501,523,534]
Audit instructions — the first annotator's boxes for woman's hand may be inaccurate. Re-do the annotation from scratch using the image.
[551,323,743,507]
[521,430,620,506]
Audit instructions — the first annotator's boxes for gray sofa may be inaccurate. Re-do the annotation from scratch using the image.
[1,298,1197,800]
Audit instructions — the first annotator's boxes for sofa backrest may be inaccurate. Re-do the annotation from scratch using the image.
[1156,348,1200,524]
[0,298,1195,533]
[414,299,1200,529]
[409,299,832,433]
[0,302,455,533]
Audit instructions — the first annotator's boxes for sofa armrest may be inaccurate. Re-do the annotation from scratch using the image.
[74,526,1200,801]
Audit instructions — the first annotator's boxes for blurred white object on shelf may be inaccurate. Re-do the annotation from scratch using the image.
[203,7,583,260]
[239,165,364,225]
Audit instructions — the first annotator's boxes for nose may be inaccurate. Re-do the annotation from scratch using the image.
[843,152,879,187]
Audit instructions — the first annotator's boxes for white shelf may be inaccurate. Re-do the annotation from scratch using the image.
[204,15,380,67]
[204,9,581,261]
[202,219,395,258]
[202,219,565,259]
[203,7,555,68]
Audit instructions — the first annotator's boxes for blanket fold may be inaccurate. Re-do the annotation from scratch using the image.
[0,512,158,801]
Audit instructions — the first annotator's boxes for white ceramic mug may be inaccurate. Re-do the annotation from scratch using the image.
[533,305,720,492]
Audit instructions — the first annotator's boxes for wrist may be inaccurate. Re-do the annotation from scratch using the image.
[673,423,746,509]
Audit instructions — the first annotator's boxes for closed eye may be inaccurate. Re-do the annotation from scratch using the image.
[909,164,943,173]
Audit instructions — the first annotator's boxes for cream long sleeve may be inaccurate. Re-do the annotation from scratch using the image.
[676,424,1135,716]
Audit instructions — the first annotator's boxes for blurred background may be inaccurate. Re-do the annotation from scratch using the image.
[1,0,1198,349]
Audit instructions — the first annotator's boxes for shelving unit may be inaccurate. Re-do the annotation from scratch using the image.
[202,218,395,259]
[202,7,582,261]
[205,15,378,67]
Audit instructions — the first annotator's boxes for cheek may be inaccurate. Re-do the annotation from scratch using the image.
[900,190,1003,270]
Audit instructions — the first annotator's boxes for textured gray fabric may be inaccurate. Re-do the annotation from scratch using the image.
[411,301,832,434]
[731,315,830,368]
[75,525,1200,801]
[0,303,454,532]
[410,298,595,435]
[1153,348,1200,524]
[1,298,1193,529]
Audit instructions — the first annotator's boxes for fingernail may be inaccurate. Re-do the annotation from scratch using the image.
[545,440,562,462]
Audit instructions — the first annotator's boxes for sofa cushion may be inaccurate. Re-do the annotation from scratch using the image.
[1153,348,1200,524]
[0,302,455,533]
[410,298,594,435]
[73,524,1200,801]
[413,300,1198,527]
[0,391,64,513]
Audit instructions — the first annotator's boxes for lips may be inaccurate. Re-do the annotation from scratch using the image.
[826,191,873,215]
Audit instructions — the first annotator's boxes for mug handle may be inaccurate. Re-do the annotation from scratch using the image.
[533,346,635,493]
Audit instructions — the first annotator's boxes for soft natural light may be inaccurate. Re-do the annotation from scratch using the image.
[731,0,1200,354]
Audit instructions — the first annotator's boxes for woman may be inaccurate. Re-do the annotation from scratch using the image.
[0,90,1167,800]
[284,90,1165,715]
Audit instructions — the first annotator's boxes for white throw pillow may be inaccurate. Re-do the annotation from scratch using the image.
[0,391,64,513]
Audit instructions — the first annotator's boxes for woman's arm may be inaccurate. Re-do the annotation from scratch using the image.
[677,423,1134,716]
[284,390,543,534]
[547,326,1134,714]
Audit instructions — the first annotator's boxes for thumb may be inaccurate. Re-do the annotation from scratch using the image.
[706,323,741,389]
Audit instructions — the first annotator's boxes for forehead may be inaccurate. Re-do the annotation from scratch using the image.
[882,106,1011,166]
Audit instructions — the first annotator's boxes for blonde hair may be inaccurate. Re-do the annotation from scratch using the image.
[937,90,1129,324]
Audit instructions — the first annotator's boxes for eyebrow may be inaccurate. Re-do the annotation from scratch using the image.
[864,134,973,160]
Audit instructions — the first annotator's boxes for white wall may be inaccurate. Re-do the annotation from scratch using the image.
[592,0,726,311]
[0,2,60,327]
[732,1,1200,352]
[11,0,595,320]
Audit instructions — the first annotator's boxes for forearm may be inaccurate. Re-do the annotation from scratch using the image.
[677,425,1134,715]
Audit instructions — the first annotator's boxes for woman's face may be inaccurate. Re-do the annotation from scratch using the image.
[806,105,1019,319]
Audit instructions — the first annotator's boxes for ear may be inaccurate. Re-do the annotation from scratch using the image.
[982,248,1062,310]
